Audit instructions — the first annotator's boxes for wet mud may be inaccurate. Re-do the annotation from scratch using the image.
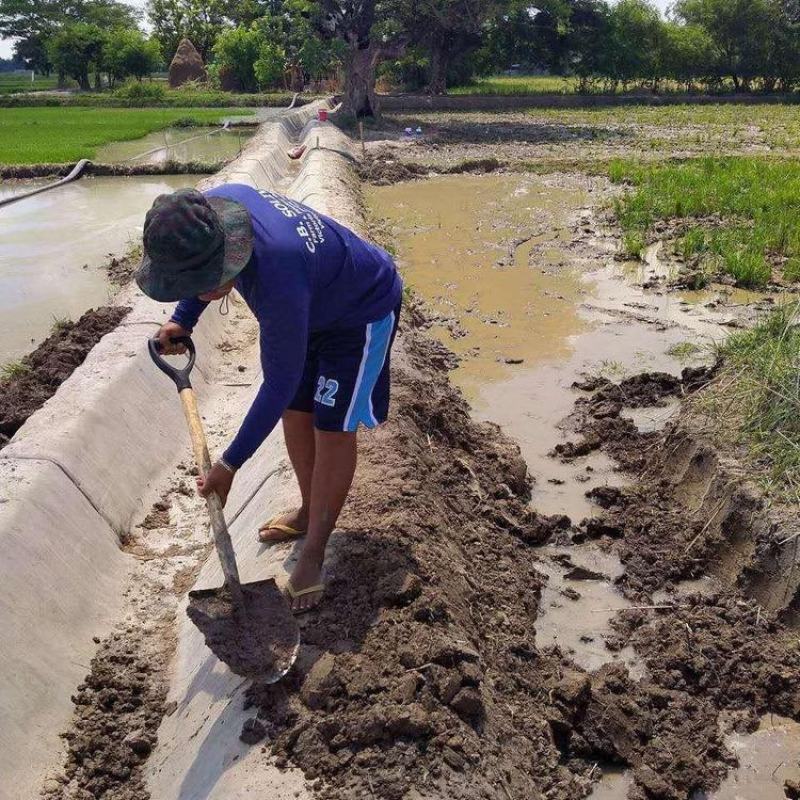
[366,168,800,799]
[243,309,594,799]
[187,580,299,681]
[0,306,129,445]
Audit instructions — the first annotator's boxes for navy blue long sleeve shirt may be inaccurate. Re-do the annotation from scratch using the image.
[171,184,402,468]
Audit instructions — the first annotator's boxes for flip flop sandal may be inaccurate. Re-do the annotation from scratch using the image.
[286,580,325,615]
[258,515,306,543]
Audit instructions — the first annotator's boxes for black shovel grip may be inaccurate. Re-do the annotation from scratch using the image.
[148,335,196,391]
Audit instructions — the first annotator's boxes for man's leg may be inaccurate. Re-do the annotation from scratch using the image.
[259,410,315,542]
[288,429,357,611]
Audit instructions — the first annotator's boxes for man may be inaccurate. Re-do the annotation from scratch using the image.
[136,185,402,613]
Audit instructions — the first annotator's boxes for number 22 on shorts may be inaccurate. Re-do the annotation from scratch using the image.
[314,376,339,407]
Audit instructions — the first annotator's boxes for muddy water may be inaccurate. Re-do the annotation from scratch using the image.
[710,716,800,799]
[95,127,254,164]
[369,172,789,798]
[0,174,193,363]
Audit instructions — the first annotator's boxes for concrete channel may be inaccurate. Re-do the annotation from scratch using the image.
[0,99,346,800]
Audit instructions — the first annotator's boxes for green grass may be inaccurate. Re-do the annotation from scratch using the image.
[0,107,254,164]
[450,75,578,96]
[667,341,703,361]
[701,303,800,496]
[448,75,743,97]
[0,88,312,108]
[608,157,800,287]
[1,360,31,379]
[0,73,59,95]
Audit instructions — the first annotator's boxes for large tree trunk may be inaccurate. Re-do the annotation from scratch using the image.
[341,36,381,119]
[428,44,449,95]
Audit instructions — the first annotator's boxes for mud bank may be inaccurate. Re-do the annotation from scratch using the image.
[379,93,800,113]
[0,306,129,445]
[0,161,219,179]
[367,164,800,799]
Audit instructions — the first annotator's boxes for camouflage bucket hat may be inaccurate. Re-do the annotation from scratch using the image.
[135,188,254,303]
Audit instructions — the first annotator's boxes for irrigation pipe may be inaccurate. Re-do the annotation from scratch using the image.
[122,120,232,164]
[0,158,90,209]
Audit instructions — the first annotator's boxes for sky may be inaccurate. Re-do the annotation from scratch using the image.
[0,0,673,62]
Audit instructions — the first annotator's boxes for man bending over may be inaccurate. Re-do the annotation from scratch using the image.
[136,185,402,613]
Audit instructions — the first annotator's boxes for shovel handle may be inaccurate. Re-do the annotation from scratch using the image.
[148,336,196,392]
[147,334,243,601]
[178,385,244,602]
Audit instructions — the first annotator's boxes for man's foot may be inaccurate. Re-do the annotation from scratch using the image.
[258,508,309,543]
[286,555,324,613]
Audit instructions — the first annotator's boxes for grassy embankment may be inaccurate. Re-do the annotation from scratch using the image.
[0,74,59,94]
[699,303,800,498]
[0,107,254,164]
[609,157,800,287]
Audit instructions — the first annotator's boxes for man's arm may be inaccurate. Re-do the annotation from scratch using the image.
[170,297,210,332]
[222,278,310,468]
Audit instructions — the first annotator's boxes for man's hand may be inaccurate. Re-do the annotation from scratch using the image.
[196,462,235,507]
[156,321,191,355]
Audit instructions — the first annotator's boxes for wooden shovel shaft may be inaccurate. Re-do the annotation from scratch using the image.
[178,387,244,606]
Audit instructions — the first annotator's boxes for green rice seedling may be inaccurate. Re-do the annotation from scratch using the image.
[50,316,72,334]
[610,157,800,288]
[0,107,253,164]
[1,360,31,379]
[667,341,703,361]
[622,230,646,259]
[702,302,800,495]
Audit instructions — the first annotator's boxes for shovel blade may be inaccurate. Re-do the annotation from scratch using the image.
[187,578,299,683]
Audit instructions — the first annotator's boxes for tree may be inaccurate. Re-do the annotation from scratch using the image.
[763,0,800,91]
[253,0,343,90]
[675,0,772,90]
[564,0,611,89]
[312,0,406,118]
[661,22,714,90]
[14,33,51,73]
[387,0,504,94]
[212,24,262,90]
[1,0,138,75]
[46,21,105,88]
[103,28,161,85]
[477,1,565,74]
[605,0,665,89]
[148,0,230,62]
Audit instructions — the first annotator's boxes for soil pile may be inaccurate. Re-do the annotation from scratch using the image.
[187,580,300,681]
[243,310,598,800]
[42,623,173,800]
[0,306,129,445]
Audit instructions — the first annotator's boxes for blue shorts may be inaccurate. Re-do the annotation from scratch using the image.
[287,302,401,431]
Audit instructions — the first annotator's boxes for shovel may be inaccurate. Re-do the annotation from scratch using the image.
[148,335,299,683]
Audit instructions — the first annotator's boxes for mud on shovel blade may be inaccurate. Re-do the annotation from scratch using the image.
[148,336,299,682]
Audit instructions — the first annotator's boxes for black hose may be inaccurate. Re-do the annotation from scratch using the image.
[0,158,91,209]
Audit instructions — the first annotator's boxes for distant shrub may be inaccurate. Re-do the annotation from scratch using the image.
[113,80,166,104]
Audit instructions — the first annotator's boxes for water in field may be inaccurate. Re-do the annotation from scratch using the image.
[368,171,792,800]
[95,126,255,165]
[0,174,194,363]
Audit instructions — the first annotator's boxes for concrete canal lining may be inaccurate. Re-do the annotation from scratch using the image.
[0,99,336,800]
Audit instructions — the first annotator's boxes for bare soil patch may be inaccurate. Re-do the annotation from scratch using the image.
[0,306,130,445]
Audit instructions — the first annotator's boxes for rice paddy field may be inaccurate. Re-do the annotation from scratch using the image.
[0,107,253,163]
[0,73,59,94]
